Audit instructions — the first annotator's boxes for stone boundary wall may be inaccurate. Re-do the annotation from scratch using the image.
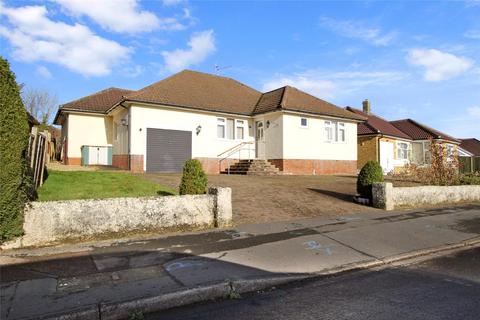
[372,182,480,210]
[6,187,232,248]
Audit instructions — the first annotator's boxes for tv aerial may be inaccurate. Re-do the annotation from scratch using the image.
[214,64,232,75]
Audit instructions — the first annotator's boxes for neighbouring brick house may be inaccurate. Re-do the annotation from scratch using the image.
[458,138,480,173]
[54,70,365,175]
[346,101,413,174]
[390,118,460,166]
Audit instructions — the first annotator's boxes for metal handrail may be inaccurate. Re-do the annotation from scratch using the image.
[217,141,253,157]
[218,141,254,174]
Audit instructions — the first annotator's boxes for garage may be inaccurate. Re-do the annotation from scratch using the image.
[146,128,192,172]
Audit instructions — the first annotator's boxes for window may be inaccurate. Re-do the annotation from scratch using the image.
[446,144,454,160]
[218,118,238,140]
[324,121,345,142]
[397,142,409,160]
[424,141,431,164]
[300,118,308,127]
[325,121,333,141]
[226,119,234,139]
[236,120,244,140]
[338,123,345,142]
[217,118,225,138]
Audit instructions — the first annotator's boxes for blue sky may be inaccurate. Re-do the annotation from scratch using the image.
[1,0,479,138]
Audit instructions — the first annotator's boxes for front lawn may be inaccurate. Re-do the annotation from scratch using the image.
[38,170,177,201]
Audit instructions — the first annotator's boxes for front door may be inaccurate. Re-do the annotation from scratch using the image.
[379,141,394,174]
[255,121,265,159]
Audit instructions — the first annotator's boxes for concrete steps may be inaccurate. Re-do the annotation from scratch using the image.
[221,159,281,175]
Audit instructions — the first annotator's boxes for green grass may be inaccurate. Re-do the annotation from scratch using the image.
[37,171,177,201]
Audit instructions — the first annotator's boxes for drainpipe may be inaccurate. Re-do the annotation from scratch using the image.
[119,102,130,170]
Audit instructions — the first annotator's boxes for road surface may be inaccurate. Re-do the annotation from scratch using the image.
[149,247,480,320]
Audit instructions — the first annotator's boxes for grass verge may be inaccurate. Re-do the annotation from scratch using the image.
[38,170,177,201]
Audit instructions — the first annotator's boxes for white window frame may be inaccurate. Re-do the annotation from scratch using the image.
[423,141,432,164]
[396,141,409,160]
[236,120,245,140]
[217,118,226,139]
[226,118,235,140]
[446,144,454,161]
[324,120,346,143]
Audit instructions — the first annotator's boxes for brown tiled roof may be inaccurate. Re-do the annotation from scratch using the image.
[126,70,262,115]
[61,87,132,113]
[390,119,460,143]
[56,70,365,122]
[254,86,365,121]
[346,107,411,139]
[460,138,480,156]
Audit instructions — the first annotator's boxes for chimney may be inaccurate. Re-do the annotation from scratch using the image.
[362,99,371,114]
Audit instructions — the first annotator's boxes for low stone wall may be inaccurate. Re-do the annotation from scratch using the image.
[372,182,480,210]
[7,187,232,248]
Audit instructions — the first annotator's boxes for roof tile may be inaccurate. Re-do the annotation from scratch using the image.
[390,119,459,143]
[346,107,411,139]
[460,138,480,156]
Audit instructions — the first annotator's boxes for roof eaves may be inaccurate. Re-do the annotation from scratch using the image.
[125,98,253,116]
[281,107,366,122]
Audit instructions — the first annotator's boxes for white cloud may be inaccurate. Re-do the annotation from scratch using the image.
[36,65,52,79]
[406,49,474,81]
[53,0,185,33]
[262,70,406,99]
[467,106,480,117]
[263,76,336,99]
[0,3,130,76]
[163,0,185,6]
[122,65,145,78]
[464,29,480,39]
[319,16,396,46]
[161,30,215,73]
[465,0,480,7]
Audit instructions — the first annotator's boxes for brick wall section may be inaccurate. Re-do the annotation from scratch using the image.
[269,159,357,175]
[130,155,144,173]
[268,159,284,171]
[112,154,129,170]
[196,157,239,174]
[357,136,378,169]
[66,157,81,165]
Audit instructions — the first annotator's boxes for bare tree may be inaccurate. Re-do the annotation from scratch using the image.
[21,87,58,125]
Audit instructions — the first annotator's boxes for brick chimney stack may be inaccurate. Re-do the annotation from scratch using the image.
[362,99,371,114]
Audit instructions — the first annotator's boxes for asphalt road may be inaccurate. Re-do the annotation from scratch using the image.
[149,247,480,320]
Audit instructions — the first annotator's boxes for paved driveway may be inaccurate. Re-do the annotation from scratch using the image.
[143,174,382,225]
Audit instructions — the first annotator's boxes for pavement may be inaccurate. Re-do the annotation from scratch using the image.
[1,204,480,319]
[151,247,480,320]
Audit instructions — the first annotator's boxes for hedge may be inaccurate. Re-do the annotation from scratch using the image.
[0,56,33,243]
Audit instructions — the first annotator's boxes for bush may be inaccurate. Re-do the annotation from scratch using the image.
[179,159,208,195]
[459,173,480,185]
[0,57,33,243]
[398,140,460,186]
[357,161,384,198]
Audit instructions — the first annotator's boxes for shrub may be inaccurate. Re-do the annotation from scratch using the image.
[179,159,208,195]
[0,57,33,243]
[459,173,480,185]
[357,161,384,198]
[399,140,459,186]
